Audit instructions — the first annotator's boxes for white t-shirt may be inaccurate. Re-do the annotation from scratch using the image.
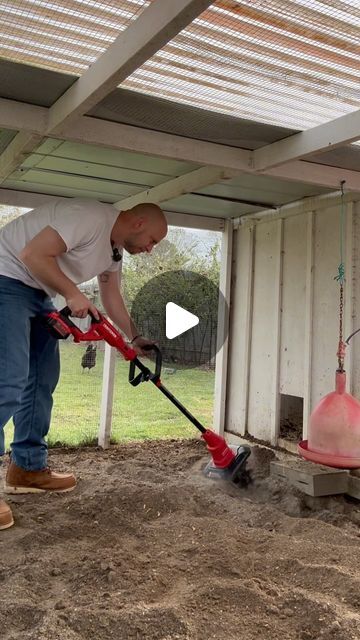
[0,198,121,297]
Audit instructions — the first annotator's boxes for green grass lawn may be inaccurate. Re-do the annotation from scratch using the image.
[5,341,215,448]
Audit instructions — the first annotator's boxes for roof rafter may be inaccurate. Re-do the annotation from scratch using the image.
[114,167,238,209]
[264,160,360,192]
[1,99,360,194]
[0,0,215,185]
[0,188,224,231]
[46,0,216,135]
[64,116,360,192]
[253,108,360,171]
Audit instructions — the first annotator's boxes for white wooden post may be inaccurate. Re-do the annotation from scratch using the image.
[303,211,315,439]
[270,218,284,445]
[98,262,123,448]
[226,223,254,436]
[213,219,233,436]
[98,342,117,449]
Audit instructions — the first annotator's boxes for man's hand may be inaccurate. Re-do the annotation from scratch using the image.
[66,291,100,320]
[131,335,156,357]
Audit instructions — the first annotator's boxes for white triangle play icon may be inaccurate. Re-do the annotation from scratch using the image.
[166,302,199,339]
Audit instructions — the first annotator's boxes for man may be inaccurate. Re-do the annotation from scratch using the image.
[0,197,167,529]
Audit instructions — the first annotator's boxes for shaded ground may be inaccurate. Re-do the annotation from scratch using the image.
[1,439,360,640]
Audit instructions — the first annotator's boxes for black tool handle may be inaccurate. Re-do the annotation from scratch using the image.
[128,344,162,387]
[143,344,162,379]
[59,306,101,325]
[58,306,81,330]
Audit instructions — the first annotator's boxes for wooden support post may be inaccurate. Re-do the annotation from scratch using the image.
[303,211,315,439]
[98,342,116,449]
[213,219,233,436]
[270,218,283,446]
[227,223,254,436]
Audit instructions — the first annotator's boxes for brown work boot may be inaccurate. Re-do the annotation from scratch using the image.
[0,498,14,529]
[4,460,76,494]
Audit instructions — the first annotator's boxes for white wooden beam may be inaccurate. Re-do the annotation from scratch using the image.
[63,117,360,190]
[0,188,69,208]
[238,190,360,226]
[46,0,215,135]
[270,219,283,446]
[0,188,225,230]
[0,98,47,134]
[213,219,233,436]
[164,210,225,232]
[303,211,315,440]
[265,160,360,192]
[62,116,253,172]
[114,167,237,209]
[226,223,254,437]
[253,108,360,171]
[1,98,360,191]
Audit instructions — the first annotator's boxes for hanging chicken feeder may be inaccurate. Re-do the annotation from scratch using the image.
[298,181,360,469]
[298,370,360,468]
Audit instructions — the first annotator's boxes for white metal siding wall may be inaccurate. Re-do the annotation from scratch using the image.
[279,214,307,397]
[227,224,254,436]
[226,198,359,445]
[246,220,282,443]
[311,205,342,408]
[351,202,360,399]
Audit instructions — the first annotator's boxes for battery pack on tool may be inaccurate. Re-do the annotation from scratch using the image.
[43,312,72,339]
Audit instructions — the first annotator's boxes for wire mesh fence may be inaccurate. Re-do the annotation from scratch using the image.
[5,338,216,449]
[133,314,218,369]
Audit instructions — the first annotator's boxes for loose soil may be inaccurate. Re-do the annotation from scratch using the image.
[1,439,360,640]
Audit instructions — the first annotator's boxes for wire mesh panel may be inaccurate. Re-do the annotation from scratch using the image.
[121,0,360,129]
[0,0,151,74]
[49,340,104,446]
[49,341,216,446]
[111,358,215,443]
[3,339,103,449]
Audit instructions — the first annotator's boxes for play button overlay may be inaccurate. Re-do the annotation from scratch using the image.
[166,302,199,339]
[130,269,228,370]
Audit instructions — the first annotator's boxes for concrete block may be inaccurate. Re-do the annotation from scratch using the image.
[270,459,349,497]
[347,474,360,500]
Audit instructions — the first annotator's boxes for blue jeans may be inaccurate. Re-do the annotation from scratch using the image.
[0,276,60,470]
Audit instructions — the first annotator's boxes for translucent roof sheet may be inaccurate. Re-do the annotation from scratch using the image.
[0,0,359,132]
[0,0,150,74]
[120,0,360,130]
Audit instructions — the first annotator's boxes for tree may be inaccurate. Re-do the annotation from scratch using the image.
[122,229,219,308]
[0,206,28,229]
[121,229,220,340]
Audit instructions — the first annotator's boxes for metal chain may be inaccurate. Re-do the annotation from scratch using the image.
[336,180,346,371]
[338,283,345,371]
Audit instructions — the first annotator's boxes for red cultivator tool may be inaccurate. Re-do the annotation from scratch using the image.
[46,307,252,486]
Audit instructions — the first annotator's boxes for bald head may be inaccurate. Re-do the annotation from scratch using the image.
[130,202,164,217]
[112,202,168,255]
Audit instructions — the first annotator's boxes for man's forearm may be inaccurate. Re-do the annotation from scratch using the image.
[101,294,139,340]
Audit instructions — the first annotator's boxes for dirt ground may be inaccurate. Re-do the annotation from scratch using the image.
[1,438,360,640]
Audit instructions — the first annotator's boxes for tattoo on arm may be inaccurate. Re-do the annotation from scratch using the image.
[99,272,110,283]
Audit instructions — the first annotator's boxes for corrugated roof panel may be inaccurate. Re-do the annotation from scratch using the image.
[0,0,150,74]
[121,0,360,130]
